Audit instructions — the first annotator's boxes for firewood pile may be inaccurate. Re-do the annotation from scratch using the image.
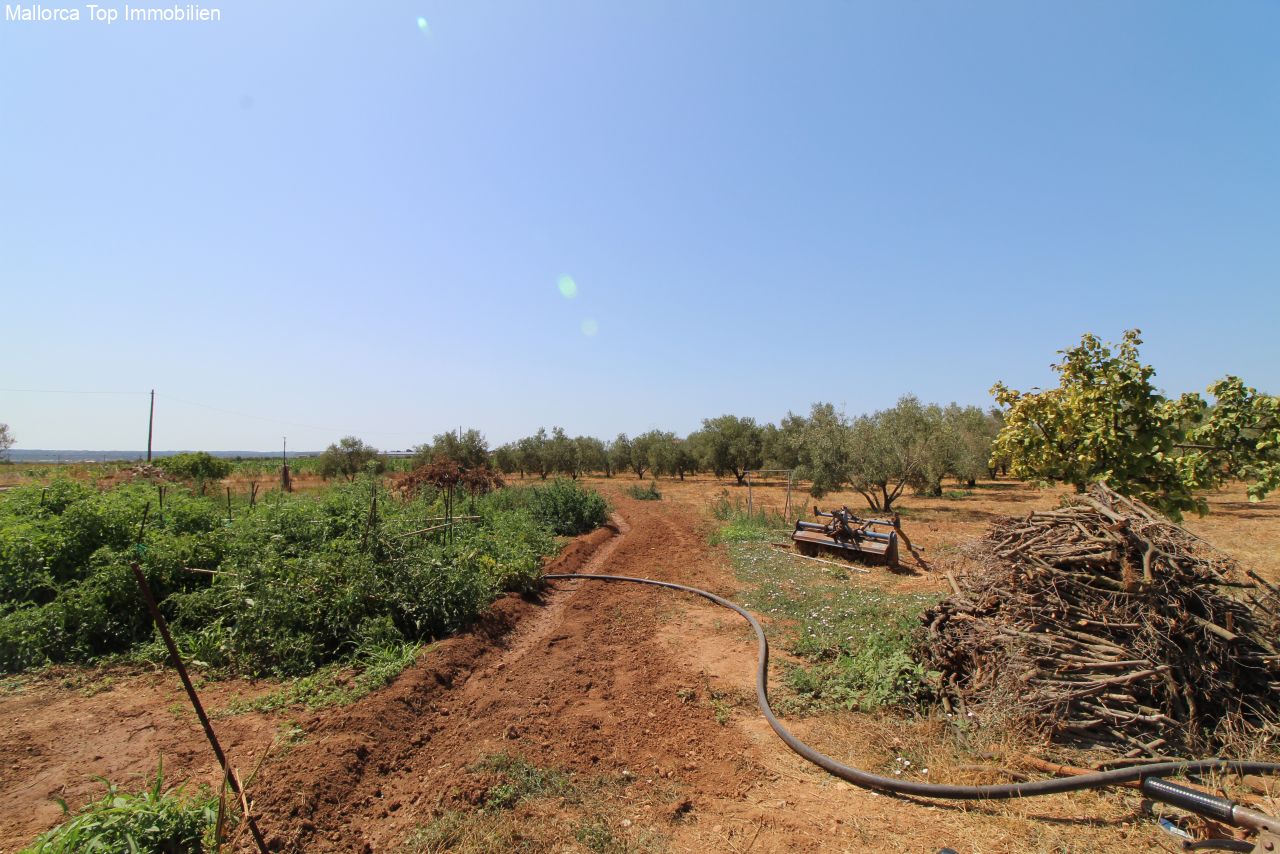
[918,482,1280,758]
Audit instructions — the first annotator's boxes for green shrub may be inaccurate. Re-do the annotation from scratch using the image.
[484,480,608,536]
[0,476,605,677]
[23,762,218,854]
[156,452,233,482]
[784,631,932,712]
[625,482,662,501]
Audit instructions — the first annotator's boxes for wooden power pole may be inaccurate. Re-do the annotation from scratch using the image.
[146,389,155,463]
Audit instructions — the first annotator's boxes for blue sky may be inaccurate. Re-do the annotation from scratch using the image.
[2,1,1277,451]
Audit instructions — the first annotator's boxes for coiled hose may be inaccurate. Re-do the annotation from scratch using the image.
[545,572,1280,800]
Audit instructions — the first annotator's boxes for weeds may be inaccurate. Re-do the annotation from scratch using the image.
[22,760,219,854]
[224,641,421,714]
[707,494,787,544]
[624,482,662,501]
[473,752,573,809]
[720,537,939,714]
[402,755,668,854]
[400,810,528,854]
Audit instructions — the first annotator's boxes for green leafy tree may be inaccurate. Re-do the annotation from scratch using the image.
[412,428,489,471]
[609,434,633,479]
[991,330,1279,519]
[695,415,764,485]
[317,436,386,481]
[636,430,677,478]
[1180,377,1280,502]
[491,443,520,478]
[686,430,719,477]
[672,439,699,480]
[0,423,13,462]
[783,403,854,498]
[545,427,578,478]
[517,429,550,479]
[626,431,655,479]
[847,396,945,512]
[942,405,1003,487]
[573,435,609,477]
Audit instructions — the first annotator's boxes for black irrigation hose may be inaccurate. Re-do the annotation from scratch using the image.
[545,572,1280,800]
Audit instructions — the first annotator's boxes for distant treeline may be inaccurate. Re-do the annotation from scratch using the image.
[4,450,319,463]
[311,397,1003,513]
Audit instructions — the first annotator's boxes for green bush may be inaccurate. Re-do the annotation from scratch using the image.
[484,479,609,536]
[0,476,609,677]
[23,762,218,854]
[625,482,662,501]
[156,452,233,482]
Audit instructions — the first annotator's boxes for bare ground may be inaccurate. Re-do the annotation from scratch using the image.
[2,477,1277,853]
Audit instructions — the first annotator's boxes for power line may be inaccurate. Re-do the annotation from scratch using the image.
[0,387,148,395]
[3,386,428,443]
[157,394,426,441]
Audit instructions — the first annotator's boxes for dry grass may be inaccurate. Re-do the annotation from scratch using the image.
[588,472,1280,853]
[581,473,1280,585]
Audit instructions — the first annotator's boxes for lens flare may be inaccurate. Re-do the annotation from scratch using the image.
[557,275,578,298]
[416,16,430,34]
[581,319,599,337]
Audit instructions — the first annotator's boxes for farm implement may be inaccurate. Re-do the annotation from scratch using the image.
[791,506,899,568]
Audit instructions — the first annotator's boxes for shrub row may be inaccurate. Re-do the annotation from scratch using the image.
[0,477,608,676]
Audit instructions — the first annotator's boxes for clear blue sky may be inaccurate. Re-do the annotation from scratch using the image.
[3,1,1277,451]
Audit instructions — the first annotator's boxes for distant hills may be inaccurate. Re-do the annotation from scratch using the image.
[4,450,316,463]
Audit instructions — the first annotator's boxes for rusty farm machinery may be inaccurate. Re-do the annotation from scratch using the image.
[791,506,899,568]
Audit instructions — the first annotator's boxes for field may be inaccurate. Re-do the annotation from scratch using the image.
[0,470,1277,853]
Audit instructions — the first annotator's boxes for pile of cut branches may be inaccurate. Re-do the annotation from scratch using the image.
[918,482,1280,758]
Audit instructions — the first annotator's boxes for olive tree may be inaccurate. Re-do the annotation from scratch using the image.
[846,396,947,512]
[943,405,1002,487]
[545,427,578,478]
[635,430,678,478]
[694,415,764,485]
[492,443,520,478]
[317,436,386,481]
[412,428,489,471]
[574,435,609,477]
[773,403,851,497]
[672,439,699,480]
[517,429,550,479]
[609,434,634,479]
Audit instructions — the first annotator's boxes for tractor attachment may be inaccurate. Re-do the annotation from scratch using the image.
[792,506,899,568]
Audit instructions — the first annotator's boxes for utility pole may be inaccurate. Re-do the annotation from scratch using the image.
[281,436,292,493]
[146,389,155,463]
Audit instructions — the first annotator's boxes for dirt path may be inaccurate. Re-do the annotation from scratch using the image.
[248,495,769,851]
[246,491,1147,853]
